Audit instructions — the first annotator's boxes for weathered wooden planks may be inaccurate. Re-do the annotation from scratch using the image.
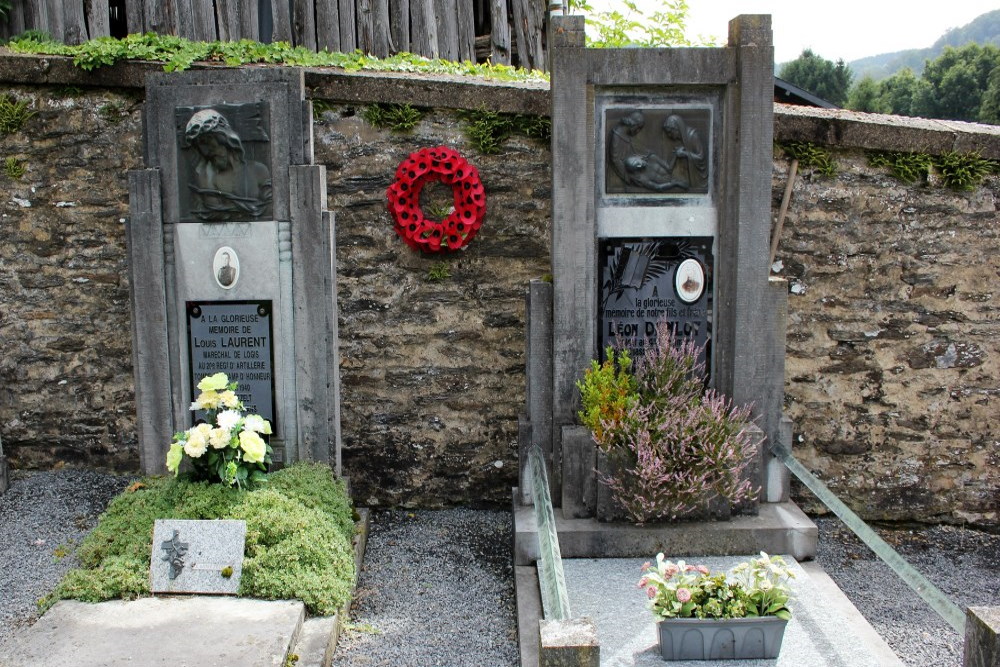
[389,0,409,55]
[8,0,548,71]
[338,0,357,51]
[489,0,511,64]
[316,0,342,51]
[410,0,439,59]
[511,0,545,70]
[270,0,293,42]
[86,0,112,38]
[293,0,317,49]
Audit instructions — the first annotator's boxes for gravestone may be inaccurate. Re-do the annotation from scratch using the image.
[127,69,341,474]
[151,519,246,595]
[520,15,801,531]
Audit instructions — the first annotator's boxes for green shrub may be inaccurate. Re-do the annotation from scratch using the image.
[41,463,355,615]
[577,325,759,523]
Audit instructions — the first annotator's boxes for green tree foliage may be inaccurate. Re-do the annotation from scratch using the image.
[912,43,1000,121]
[779,49,854,107]
[569,0,697,48]
[879,67,920,116]
[848,75,889,113]
[847,45,1000,125]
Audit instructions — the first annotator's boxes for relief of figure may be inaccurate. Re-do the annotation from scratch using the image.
[606,108,710,194]
[622,154,682,192]
[661,114,708,191]
[184,109,272,222]
[609,110,647,183]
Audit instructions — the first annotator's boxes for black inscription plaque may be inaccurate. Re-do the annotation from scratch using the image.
[187,301,276,427]
[599,237,714,372]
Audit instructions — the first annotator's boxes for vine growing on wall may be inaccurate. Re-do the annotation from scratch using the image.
[6,31,548,82]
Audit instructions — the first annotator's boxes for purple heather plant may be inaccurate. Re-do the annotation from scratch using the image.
[580,322,760,523]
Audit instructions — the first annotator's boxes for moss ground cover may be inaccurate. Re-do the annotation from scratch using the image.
[41,463,356,616]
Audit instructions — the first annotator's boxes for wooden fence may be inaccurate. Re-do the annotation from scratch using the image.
[0,0,548,70]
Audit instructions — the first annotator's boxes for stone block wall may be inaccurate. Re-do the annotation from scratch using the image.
[771,149,1000,528]
[0,59,997,525]
[313,107,550,506]
[0,85,142,470]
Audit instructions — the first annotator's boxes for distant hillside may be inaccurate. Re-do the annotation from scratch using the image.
[849,9,1000,80]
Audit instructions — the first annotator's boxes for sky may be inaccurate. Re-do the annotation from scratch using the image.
[585,1,999,64]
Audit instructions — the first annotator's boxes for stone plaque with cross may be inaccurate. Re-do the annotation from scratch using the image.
[150,519,246,595]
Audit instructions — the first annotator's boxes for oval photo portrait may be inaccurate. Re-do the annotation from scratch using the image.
[213,246,240,290]
[674,258,705,304]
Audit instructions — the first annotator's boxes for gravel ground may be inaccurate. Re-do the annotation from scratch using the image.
[333,508,519,667]
[812,515,1000,667]
[1,470,997,666]
[0,469,132,654]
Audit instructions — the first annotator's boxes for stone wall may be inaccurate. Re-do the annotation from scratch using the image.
[771,150,1000,528]
[0,57,997,525]
[0,85,142,470]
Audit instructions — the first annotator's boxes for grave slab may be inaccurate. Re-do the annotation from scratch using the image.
[514,496,818,566]
[0,597,303,667]
[515,556,903,667]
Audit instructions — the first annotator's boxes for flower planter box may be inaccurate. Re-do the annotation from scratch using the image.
[657,616,788,661]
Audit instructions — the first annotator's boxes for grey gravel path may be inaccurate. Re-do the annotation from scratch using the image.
[332,508,519,667]
[0,469,132,654]
[812,515,1000,667]
[1,470,998,667]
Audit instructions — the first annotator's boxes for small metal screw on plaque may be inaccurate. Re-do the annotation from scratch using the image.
[161,530,189,580]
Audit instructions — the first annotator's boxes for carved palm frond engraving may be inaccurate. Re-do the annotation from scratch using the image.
[602,241,671,310]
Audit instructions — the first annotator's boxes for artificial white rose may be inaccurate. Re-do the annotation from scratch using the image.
[209,427,231,449]
[219,390,241,409]
[243,414,273,435]
[216,409,242,431]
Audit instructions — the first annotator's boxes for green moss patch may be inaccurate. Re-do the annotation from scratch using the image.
[41,463,355,616]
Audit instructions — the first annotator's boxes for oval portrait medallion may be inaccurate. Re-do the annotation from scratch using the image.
[213,246,240,290]
[675,258,705,304]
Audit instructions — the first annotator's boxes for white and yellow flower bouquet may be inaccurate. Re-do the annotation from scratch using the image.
[166,372,273,489]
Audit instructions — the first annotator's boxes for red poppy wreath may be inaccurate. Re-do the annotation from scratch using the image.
[386,146,486,253]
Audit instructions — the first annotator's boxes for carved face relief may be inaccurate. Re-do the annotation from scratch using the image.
[176,103,273,222]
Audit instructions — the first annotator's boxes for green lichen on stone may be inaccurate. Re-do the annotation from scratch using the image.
[38,463,356,616]
[778,141,837,177]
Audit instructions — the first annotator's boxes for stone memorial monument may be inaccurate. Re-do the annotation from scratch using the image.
[127,69,341,474]
[518,15,813,558]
